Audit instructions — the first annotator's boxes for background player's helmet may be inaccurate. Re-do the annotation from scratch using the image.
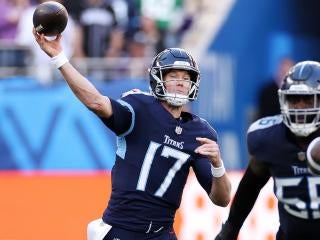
[278,61,320,136]
[149,48,200,106]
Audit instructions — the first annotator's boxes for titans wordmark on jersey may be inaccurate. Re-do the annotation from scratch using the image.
[248,115,320,238]
[100,93,217,233]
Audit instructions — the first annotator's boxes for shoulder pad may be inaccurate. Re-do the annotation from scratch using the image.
[121,89,151,98]
[248,115,282,133]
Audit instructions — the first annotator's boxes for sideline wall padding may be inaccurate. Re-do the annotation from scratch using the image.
[0,171,278,240]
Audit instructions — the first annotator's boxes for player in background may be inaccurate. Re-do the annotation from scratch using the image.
[32,29,231,240]
[215,61,320,240]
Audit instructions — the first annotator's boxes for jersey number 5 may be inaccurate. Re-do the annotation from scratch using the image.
[136,141,190,197]
[275,177,320,219]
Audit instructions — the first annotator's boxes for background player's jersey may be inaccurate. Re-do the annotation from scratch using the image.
[247,115,320,239]
[101,93,217,233]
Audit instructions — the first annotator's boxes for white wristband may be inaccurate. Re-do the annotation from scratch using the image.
[211,161,225,178]
[51,51,68,69]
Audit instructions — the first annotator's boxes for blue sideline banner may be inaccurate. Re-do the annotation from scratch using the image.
[0,77,149,170]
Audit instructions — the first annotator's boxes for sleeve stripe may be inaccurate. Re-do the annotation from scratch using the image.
[117,99,135,137]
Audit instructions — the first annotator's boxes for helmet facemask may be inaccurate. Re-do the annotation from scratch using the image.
[279,90,320,137]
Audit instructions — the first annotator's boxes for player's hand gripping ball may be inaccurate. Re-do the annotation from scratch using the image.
[306,137,320,175]
[33,1,68,36]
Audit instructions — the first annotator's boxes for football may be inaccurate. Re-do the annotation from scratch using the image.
[306,137,320,175]
[33,1,68,36]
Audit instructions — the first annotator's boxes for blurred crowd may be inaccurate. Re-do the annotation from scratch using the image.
[0,0,200,83]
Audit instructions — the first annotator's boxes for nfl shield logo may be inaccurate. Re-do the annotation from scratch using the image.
[297,151,306,161]
[175,126,182,135]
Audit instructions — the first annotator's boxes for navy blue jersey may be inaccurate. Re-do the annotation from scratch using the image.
[100,93,217,233]
[247,115,320,240]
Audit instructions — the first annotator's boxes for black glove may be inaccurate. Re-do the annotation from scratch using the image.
[214,222,238,240]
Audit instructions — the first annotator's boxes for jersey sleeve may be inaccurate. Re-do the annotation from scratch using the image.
[247,115,282,157]
[99,98,133,136]
[192,119,219,194]
[192,158,213,193]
